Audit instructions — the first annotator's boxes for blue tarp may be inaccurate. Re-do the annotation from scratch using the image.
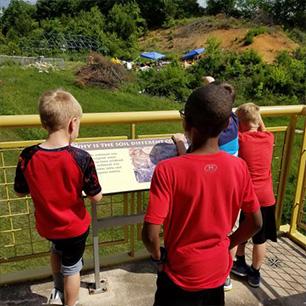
[141,51,166,61]
[182,48,205,60]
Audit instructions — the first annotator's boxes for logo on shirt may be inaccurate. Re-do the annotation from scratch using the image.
[204,164,218,173]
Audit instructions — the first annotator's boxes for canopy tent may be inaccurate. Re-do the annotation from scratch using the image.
[182,48,205,60]
[140,51,166,61]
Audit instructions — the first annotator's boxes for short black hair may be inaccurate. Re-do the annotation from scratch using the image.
[184,83,234,137]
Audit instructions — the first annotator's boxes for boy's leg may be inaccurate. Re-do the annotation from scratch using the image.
[47,244,64,304]
[50,250,64,292]
[252,242,266,270]
[236,243,246,256]
[247,243,266,288]
[51,228,89,306]
[64,273,80,306]
[224,210,241,291]
[231,243,249,277]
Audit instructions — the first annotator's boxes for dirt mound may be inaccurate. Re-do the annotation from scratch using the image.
[75,53,129,89]
[139,17,299,63]
[242,32,299,63]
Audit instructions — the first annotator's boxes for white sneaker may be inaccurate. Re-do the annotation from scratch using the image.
[223,276,233,291]
[47,288,64,305]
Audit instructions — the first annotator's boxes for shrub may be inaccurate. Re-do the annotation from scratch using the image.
[244,26,267,45]
[138,62,192,102]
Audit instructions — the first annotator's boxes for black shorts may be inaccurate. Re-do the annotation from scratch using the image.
[49,227,89,276]
[240,205,277,245]
[154,271,224,306]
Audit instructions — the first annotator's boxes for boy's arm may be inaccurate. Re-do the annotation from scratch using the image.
[83,155,102,203]
[142,222,161,260]
[258,113,266,131]
[172,133,187,156]
[229,209,262,249]
[230,163,263,249]
[14,155,30,197]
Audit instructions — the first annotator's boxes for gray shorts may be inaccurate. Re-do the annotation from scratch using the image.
[50,228,89,276]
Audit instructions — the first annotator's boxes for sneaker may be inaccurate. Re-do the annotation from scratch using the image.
[231,261,250,277]
[248,267,261,288]
[47,288,64,305]
[223,276,233,291]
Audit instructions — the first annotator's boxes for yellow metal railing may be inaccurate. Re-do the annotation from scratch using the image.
[0,105,305,284]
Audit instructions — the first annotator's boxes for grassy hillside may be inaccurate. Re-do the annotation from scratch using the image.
[0,64,182,141]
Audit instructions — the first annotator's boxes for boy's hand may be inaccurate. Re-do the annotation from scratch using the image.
[258,114,266,131]
[15,192,29,197]
[171,133,186,144]
[150,247,167,272]
[88,192,103,203]
[172,133,187,156]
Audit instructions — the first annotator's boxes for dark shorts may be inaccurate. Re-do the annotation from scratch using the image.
[154,271,225,306]
[241,205,277,245]
[49,227,89,276]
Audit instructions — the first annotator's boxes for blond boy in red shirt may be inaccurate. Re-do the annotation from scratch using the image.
[232,103,277,288]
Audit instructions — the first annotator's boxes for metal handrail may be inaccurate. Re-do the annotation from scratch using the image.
[1,105,305,128]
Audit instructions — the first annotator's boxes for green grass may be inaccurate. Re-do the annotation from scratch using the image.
[0,64,183,142]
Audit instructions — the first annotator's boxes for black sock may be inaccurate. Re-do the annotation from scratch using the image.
[236,255,246,264]
[251,265,260,274]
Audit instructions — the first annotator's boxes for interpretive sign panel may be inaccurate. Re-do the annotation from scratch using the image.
[73,138,178,195]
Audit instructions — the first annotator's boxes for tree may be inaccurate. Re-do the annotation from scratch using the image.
[35,0,80,19]
[174,0,204,18]
[206,0,236,16]
[137,0,177,28]
[1,0,37,37]
[106,2,145,41]
[270,0,306,30]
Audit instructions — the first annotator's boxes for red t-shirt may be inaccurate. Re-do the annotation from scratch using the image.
[239,131,275,207]
[14,145,101,239]
[145,152,259,291]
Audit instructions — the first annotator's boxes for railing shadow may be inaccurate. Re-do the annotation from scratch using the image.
[0,282,48,306]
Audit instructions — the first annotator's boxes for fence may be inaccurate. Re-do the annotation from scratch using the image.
[0,106,305,285]
[0,55,65,68]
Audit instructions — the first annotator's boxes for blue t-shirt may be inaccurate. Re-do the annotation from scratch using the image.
[219,113,239,156]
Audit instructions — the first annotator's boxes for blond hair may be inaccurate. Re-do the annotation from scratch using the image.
[236,103,260,125]
[202,76,215,85]
[38,89,82,132]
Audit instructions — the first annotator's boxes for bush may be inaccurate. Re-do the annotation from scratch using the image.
[138,62,192,102]
[244,26,267,45]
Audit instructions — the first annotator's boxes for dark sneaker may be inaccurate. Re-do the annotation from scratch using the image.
[223,276,232,291]
[248,268,261,288]
[231,261,250,277]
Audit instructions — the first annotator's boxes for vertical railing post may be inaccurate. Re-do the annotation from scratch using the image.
[275,115,297,229]
[91,201,101,291]
[129,123,136,256]
[130,123,136,140]
[129,192,136,257]
[137,192,143,240]
[289,120,306,235]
